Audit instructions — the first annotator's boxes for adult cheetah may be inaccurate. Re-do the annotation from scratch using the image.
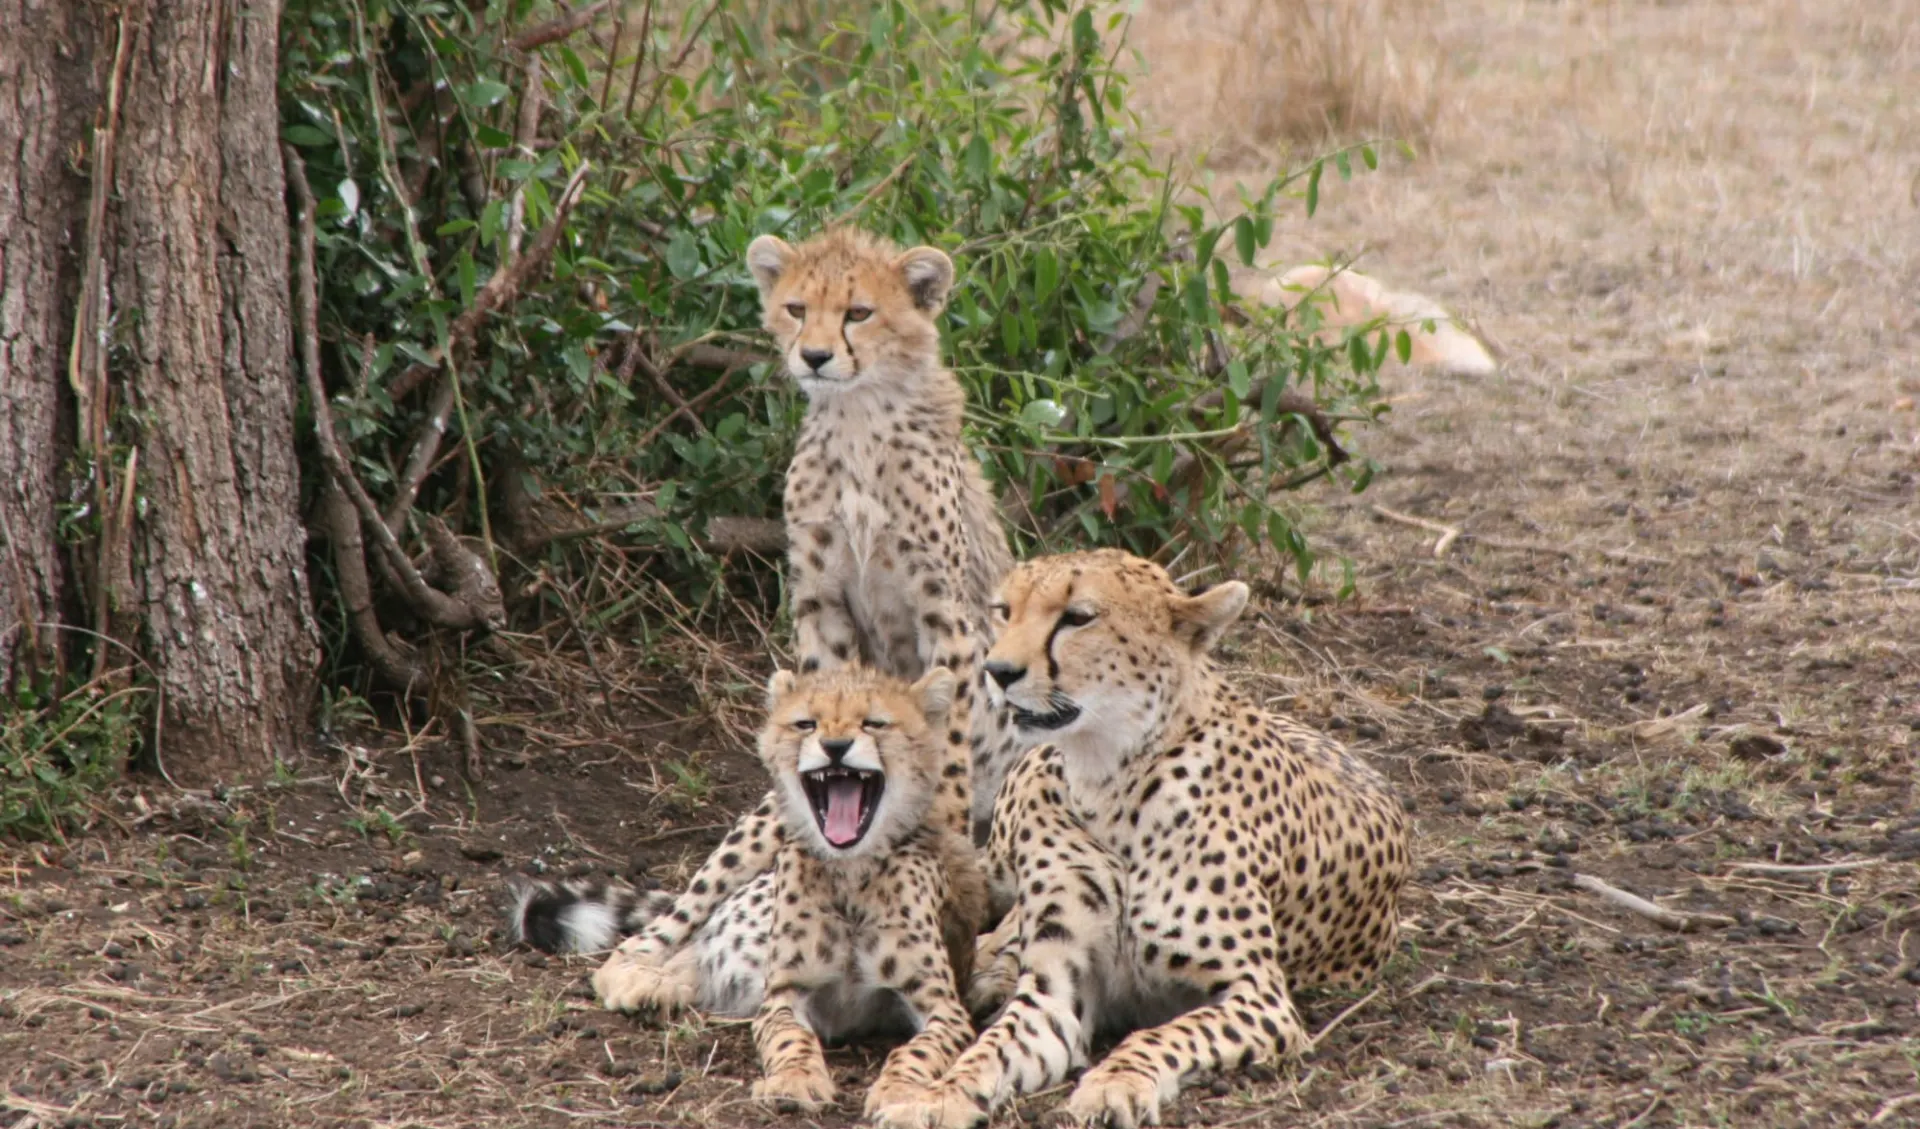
[873,549,1411,1129]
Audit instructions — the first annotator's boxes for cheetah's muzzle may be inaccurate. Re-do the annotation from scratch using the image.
[1011,697,1081,732]
[802,767,885,848]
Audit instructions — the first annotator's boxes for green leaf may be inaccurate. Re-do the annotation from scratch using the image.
[558,46,590,89]
[1233,215,1256,266]
[962,134,992,181]
[1194,226,1223,270]
[463,80,511,108]
[1395,329,1413,364]
[664,229,702,279]
[1019,399,1067,428]
[1226,359,1251,400]
[1305,163,1322,217]
[1361,144,1379,170]
[282,124,334,148]
[457,251,476,308]
[479,200,503,245]
[436,219,477,236]
[1335,150,1352,180]
[1033,247,1059,305]
[474,123,514,149]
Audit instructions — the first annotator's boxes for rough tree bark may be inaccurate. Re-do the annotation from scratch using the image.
[0,0,98,692]
[0,0,318,787]
[109,0,318,783]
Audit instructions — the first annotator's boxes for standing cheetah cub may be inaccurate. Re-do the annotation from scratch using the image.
[518,228,1030,1021]
[749,665,988,1117]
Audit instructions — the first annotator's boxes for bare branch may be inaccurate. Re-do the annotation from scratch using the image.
[286,146,502,633]
[318,481,423,689]
[509,1,614,52]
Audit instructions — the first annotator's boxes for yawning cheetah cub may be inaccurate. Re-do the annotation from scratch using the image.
[749,665,988,1117]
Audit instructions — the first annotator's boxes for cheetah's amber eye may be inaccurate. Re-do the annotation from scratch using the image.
[844,306,873,323]
[1058,608,1096,628]
[861,718,889,731]
[792,718,817,732]
[784,302,806,319]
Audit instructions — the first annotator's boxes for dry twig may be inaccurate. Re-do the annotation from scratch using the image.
[509,1,614,52]
[1571,873,1737,933]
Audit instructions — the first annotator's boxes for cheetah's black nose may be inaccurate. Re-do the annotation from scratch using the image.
[800,347,833,371]
[820,737,855,762]
[983,661,1026,689]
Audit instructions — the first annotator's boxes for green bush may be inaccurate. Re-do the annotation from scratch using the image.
[279,0,1389,675]
[2,673,144,839]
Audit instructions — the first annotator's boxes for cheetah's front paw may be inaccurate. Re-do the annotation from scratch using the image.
[863,1076,933,1120]
[1062,1066,1165,1129]
[752,1064,836,1112]
[866,1080,989,1129]
[591,948,696,1015]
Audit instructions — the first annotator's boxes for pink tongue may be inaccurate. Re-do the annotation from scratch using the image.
[823,778,865,845]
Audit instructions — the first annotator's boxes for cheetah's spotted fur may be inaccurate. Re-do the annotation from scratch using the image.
[873,550,1412,1129]
[564,229,1028,1016]
[746,665,987,1116]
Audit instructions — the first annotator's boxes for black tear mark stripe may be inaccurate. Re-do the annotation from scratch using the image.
[1042,584,1074,681]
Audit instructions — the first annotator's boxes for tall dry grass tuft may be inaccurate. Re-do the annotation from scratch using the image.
[1123,0,1445,166]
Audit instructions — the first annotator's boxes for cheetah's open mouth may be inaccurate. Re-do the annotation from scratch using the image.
[1011,701,1082,731]
[801,768,884,848]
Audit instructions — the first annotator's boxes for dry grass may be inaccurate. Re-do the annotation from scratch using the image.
[1123,0,1446,164]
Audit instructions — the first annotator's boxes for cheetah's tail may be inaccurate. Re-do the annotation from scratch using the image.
[506,878,675,954]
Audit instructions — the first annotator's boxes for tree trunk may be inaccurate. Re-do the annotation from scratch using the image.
[0,0,97,693]
[0,0,318,787]
[108,0,318,784]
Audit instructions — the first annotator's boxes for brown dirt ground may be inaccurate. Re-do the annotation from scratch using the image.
[6,1,1918,1127]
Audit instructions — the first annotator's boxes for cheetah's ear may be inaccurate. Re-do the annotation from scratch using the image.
[1171,581,1250,653]
[912,667,958,722]
[894,246,955,312]
[765,669,798,709]
[746,235,795,302]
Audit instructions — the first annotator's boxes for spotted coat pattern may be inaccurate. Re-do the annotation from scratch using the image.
[592,229,1026,1016]
[873,550,1412,1129]
[744,667,988,1117]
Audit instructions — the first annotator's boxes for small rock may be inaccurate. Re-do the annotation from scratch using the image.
[1729,734,1785,761]
[625,1069,684,1097]
[458,842,504,863]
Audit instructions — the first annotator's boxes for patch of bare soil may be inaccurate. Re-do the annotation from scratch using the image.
[6,1,1918,1127]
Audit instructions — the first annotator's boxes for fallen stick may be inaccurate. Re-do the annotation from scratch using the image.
[1371,504,1460,558]
[1724,859,1885,876]
[1369,506,1671,565]
[1570,873,1737,932]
